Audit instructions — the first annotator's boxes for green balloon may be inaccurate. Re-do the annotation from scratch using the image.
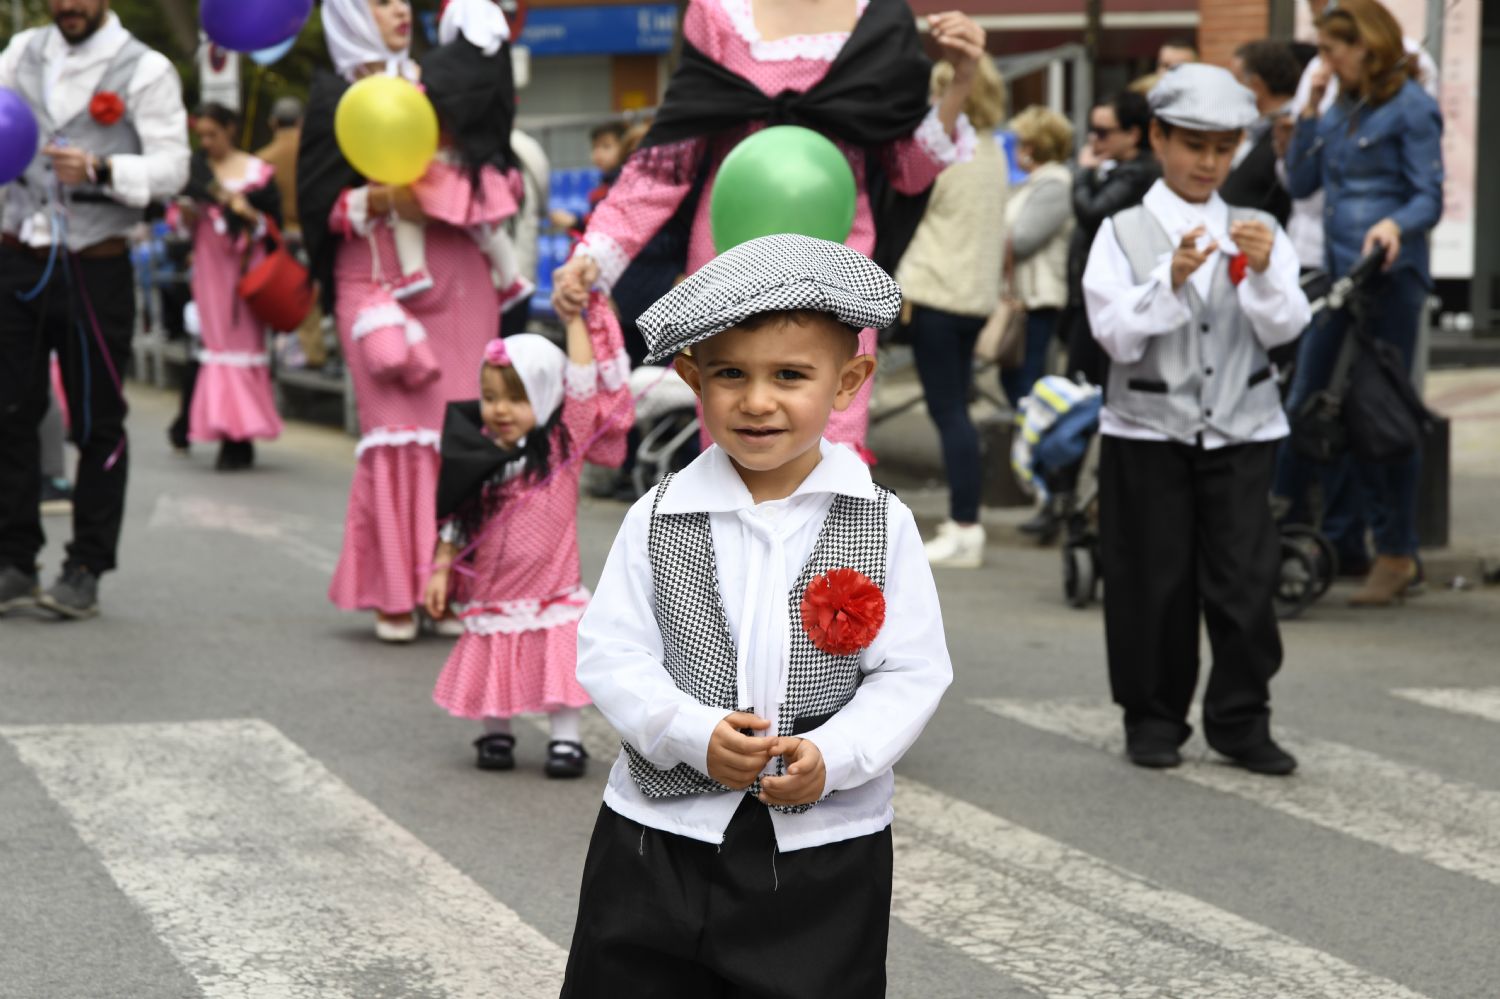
[710,125,858,254]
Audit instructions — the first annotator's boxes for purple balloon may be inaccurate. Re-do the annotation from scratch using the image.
[0,87,39,185]
[201,0,312,53]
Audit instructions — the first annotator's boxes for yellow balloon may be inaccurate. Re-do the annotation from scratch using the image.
[334,75,438,186]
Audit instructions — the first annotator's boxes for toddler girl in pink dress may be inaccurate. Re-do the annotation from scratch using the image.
[424,295,632,775]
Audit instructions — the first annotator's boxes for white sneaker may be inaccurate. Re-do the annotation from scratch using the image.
[924,521,985,569]
[432,616,466,638]
[375,615,419,643]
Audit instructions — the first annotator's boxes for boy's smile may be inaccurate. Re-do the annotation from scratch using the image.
[675,313,875,503]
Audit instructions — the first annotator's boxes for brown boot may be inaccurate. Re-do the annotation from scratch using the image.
[1348,555,1418,607]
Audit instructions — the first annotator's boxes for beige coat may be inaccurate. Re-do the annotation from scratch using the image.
[896,138,1008,318]
[1005,161,1074,311]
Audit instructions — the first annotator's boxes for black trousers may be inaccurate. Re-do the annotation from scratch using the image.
[0,245,135,575]
[1098,436,1283,753]
[561,797,893,999]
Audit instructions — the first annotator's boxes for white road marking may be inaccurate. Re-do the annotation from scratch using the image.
[891,778,1432,999]
[540,714,1429,997]
[1393,687,1500,725]
[2,719,566,999]
[975,698,1500,888]
[148,494,340,574]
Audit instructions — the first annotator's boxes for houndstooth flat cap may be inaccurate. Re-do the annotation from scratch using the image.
[636,234,903,363]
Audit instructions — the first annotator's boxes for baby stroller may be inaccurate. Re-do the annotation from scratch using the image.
[628,365,701,497]
[1013,377,1105,609]
[1271,248,1398,619]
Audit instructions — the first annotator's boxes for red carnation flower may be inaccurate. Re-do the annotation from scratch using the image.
[89,91,125,127]
[799,568,886,657]
[1229,252,1249,287]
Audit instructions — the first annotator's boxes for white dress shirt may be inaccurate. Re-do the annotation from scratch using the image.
[1083,180,1311,448]
[0,14,190,244]
[1284,40,1439,270]
[577,440,953,852]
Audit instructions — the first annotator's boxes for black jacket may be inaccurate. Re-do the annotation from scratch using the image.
[1066,154,1160,307]
[1221,130,1292,228]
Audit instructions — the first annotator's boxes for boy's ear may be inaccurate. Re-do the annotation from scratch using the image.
[1148,118,1168,160]
[832,353,877,413]
[673,354,704,398]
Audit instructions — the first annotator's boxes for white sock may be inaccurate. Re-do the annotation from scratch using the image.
[393,218,428,278]
[549,708,582,744]
[482,716,512,736]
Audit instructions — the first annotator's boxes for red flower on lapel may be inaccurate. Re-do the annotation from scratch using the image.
[1229,252,1249,287]
[799,568,886,657]
[89,91,126,126]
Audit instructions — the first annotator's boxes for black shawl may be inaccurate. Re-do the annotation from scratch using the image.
[419,37,518,187]
[297,69,360,316]
[634,0,935,271]
[185,150,284,237]
[436,401,526,523]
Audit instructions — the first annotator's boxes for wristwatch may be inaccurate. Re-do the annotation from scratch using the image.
[93,155,113,189]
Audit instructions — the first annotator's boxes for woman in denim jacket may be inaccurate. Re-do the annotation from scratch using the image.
[1284,0,1443,607]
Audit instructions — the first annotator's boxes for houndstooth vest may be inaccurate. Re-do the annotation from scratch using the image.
[624,473,890,814]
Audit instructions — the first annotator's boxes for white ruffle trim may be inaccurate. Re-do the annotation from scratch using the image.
[914,107,978,167]
[351,304,409,340]
[575,232,630,293]
[345,187,374,237]
[453,586,591,635]
[405,318,429,344]
[197,349,269,368]
[354,426,442,458]
[718,0,868,62]
[598,352,630,393]
[565,362,598,401]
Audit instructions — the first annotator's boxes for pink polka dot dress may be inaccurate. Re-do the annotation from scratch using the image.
[326,165,508,615]
[576,0,974,456]
[432,308,633,720]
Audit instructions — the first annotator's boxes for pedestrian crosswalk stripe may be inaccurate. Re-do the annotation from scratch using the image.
[1,720,566,999]
[974,698,1500,888]
[892,778,1432,999]
[1392,687,1500,725]
[548,712,1430,998]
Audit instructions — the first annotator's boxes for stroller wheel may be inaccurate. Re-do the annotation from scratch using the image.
[1279,523,1339,599]
[1063,544,1096,609]
[1273,537,1320,620]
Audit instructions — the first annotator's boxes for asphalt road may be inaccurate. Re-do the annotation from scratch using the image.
[2,386,1498,999]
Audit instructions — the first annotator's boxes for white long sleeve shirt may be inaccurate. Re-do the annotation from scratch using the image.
[576,440,953,852]
[0,14,190,245]
[1083,180,1311,448]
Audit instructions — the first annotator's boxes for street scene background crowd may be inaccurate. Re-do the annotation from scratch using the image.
[1,0,1498,995]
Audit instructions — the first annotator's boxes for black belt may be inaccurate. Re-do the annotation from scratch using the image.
[1,233,129,259]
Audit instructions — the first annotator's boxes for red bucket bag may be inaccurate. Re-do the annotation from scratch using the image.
[237,217,315,333]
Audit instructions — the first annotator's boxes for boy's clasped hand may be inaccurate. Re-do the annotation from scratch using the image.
[707,712,828,807]
[1169,221,1274,292]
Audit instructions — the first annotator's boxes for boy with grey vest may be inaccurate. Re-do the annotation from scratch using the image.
[563,235,953,998]
[1082,65,1312,776]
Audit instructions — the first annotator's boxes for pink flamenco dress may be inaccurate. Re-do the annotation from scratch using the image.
[188,156,284,446]
[573,0,974,458]
[432,304,633,720]
[326,161,517,615]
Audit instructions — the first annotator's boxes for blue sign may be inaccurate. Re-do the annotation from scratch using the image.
[519,4,677,57]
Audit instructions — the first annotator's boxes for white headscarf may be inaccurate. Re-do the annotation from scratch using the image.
[495,334,566,428]
[438,0,511,57]
[323,0,415,82]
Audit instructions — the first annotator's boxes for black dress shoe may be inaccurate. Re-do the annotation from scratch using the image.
[1221,740,1298,776]
[215,440,256,471]
[1126,742,1183,769]
[474,733,516,771]
[545,740,589,779]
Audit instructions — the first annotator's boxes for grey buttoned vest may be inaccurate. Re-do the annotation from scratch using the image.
[626,473,890,814]
[1105,204,1283,443]
[5,30,149,250]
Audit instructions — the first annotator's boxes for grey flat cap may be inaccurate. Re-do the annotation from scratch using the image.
[636,234,902,363]
[1149,64,1258,132]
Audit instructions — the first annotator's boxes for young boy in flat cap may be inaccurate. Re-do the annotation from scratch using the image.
[1083,64,1312,776]
[561,234,953,998]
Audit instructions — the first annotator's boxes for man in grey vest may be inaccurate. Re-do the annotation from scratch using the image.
[0,0,188,619]
[1082,65,1312,776]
